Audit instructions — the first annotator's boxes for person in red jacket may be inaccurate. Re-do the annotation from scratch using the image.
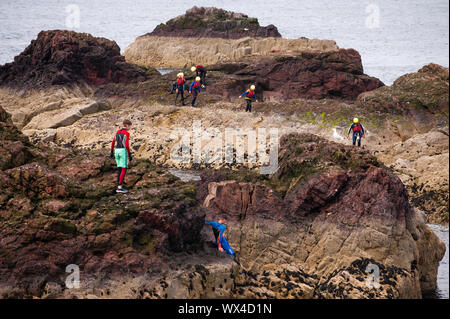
[110,119,133,193]
[174,72,186,106]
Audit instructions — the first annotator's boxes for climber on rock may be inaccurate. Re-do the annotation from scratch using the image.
[204,219,236,259]
[347,117,365,147]
[191,65,207,88]
[110,119,133,193]
[189,76,202,107]
[239,85,258,112]
[174,72,186,106]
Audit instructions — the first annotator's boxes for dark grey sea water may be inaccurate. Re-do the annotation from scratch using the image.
[0,0,448,84]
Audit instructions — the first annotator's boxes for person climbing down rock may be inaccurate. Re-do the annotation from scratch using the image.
[189,76,202,107]
[174,72,186,106]
[204,219,236,259]
[110,119,133,193]
[239,85,258,112]
[347,117,365,147]
[191,65,207,88]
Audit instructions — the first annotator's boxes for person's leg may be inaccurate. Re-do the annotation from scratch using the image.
[357,132,362,147]
[118,168,127,185]
[213,228,219,245]
[117,167,122,185]
[174,89,179,105]
[115,149,128,191]
[201,72,206,86]
[191,90,197,106]
[180,89,185,105]
[352,132,357,146]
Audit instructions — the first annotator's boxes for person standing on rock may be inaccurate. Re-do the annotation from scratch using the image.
[174,73,186,106]
[347,118,365,147]
[189,76,202,107]
[110,119,133,193]
[191,65,207,88]
[239,85,258,112]
[204,219,236,259]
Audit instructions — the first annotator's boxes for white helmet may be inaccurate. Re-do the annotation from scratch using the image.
[191,66,196,72]
[250,85,256,90]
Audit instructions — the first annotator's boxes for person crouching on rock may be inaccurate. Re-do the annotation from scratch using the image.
[205,219,236,259]
[174,72,186,106]
[191,65,207,88]
[239,85,258,112]
[189,76,202,107]
[110,119,133,193]
[347,117,365,147]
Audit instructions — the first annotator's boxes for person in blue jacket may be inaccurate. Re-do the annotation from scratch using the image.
[189,76,202,107]
[239,85,258,112]
[204,219,236,259]
[347,117,366,147]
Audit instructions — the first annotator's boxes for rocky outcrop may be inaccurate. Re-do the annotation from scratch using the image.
[358,64,449,223]
[124,36,339,69]
[358,63,449,137]
[199,133,446,298]
[146,6,281,39]
[0,30,150,88]
[0,104,445,298]
[207,50,384,100]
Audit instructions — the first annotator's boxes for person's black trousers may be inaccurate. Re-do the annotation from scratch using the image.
[174,85,185,105]
[245,99,252,112]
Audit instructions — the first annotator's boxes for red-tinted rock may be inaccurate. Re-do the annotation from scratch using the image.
[208,49,384,100]
[0,30,148,88]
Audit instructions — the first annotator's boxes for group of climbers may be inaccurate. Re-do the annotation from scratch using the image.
[170,65,260,112]
[171,65,207,107]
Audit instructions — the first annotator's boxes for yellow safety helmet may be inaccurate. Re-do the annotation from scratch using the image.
[353,118,359,123]
[250,85,256,90]
[177,72,182,77]
[195,76,201,81]
[191,66,196,72]
[180,72,184,77]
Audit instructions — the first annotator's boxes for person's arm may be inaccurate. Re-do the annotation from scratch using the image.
[347,124,353,136]
[239,91,247,98]
[189,81,194,92]
[217,225,225,250]
[204,221,213,225]
[124,131,132,161]
[110,134,116,158]
[111,133,116,151]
